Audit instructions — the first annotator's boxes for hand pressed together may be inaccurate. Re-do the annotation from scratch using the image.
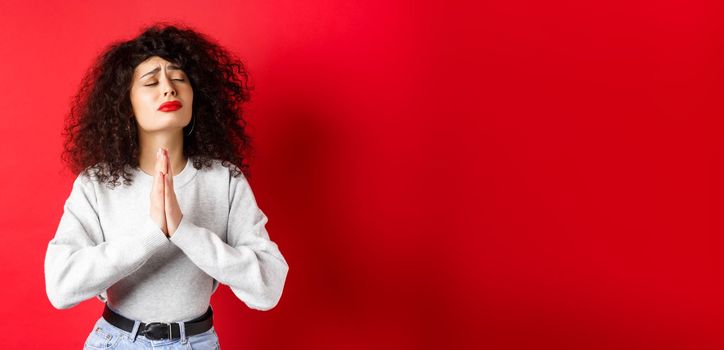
[149,147,184,237]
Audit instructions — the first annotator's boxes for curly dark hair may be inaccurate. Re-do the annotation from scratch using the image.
[61,21,255,189]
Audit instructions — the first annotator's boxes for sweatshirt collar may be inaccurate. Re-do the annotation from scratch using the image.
[133,155,198,189]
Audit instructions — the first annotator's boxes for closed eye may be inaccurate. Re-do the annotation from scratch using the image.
[144,79,185,87]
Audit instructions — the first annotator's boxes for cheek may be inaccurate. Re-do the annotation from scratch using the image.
[131,90,155,111]
[130,92,159,123]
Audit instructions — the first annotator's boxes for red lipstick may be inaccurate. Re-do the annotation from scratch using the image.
[158,101,182,112]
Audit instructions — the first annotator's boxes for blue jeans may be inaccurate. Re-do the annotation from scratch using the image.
[83,315,221,349]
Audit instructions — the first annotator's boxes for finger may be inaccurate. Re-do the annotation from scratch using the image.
[154,149,162,188]
[161,149,168,175]
[154,148,161,177]
[165,169,174,203]
[164,173,179,234]
[159,172,167,232]
[168,161,174,187]
[155,148,165,177]
[157,171,165,200]
[164,148,171,176]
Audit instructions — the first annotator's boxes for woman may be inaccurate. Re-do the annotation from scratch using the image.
[44,22,289,349]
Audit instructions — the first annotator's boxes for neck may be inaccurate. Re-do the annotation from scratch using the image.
[138,129,187,176]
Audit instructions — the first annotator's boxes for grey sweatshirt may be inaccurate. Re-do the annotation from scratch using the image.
[44,156,289,322]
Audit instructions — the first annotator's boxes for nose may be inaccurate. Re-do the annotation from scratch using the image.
[163,86,176,97]
[160,76,177,97]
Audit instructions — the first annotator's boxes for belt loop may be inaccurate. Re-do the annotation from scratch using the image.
[179,322,188,344]
[129,320,141,342]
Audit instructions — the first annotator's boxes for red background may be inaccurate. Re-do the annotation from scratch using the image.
[1,0,724,349]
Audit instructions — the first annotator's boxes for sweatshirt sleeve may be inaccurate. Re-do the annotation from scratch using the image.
[44,174,170,309]
[169,173,289,311]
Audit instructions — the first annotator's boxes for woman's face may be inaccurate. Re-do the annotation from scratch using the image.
[130,56,193,134]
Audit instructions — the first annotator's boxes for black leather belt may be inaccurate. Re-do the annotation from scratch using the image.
[102,303,213,341]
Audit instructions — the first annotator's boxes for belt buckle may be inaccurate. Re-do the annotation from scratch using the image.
[142,322,173,340]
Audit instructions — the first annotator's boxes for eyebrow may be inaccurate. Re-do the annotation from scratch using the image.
[140,64,183,79]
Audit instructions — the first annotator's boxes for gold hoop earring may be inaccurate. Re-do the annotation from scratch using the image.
[185,116,195,136]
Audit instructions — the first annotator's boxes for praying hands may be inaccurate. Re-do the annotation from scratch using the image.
[149,147,184,237]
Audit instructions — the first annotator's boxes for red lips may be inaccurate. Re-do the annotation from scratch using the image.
[158,101,182,112]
